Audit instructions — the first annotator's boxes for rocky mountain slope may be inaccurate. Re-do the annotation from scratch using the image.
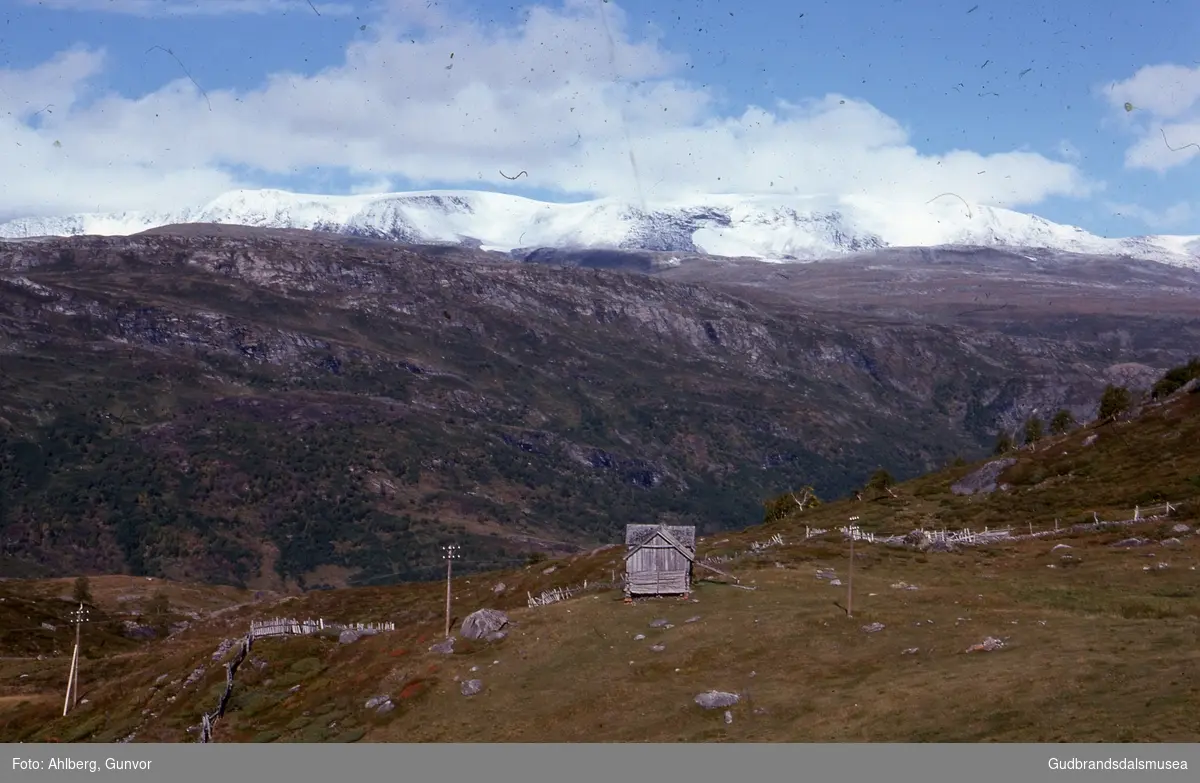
[1,226,1198,590]
[1,188,1197,267]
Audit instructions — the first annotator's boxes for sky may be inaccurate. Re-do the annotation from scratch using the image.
[1,0,1198,237]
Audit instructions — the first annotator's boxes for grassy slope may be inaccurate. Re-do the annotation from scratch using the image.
[1,387,1198,743]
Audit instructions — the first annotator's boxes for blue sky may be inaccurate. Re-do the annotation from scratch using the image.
[1,0,1198,236]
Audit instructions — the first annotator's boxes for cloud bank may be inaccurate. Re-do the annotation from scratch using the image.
[0,0,1116,221]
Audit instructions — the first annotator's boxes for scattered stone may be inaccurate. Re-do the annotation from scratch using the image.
[288,684,301,693]
[460,679,483,697]
[723,710,733,725]
[890,582,919,590]
[364,695,389,710]
[184,667,205,686]
[685,615,701,623]
[1082,434,1098,446]
[965,637,1005,653]
[1113,537,1146,548]
[650,644,665,652]
[1171,523,1190,534]
[929,539,958,553]
[861,622,885,634]
[461,608,509,640]
[1159,538,1182,548]
[1143,562,1170,571]
[633,633,646,641]
[649,618,670,628]
[694,691,740,709]
[122,621,157,640]
[815,569,838,580]
[211,638,236,661]
[429,637,455,654]
[492,582,507,594]
[338,630,362,645]
[829,579,843,586]
[154,674,169,686]
[376,700,395,715]
[40,622,56,632]
[901,648,919,655]
[1050,544,1072,552]
[542,565,557,575]
[485,630,508,642]
[904,530,933,551]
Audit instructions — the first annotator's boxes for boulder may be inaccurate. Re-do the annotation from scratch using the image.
[694,691,740,709]
[950,458,1016,496]
[461,609,509,641]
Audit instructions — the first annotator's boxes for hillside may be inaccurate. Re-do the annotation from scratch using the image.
[1,383,1197,743]
[4,228,1199,589]
[1,188,1197,267]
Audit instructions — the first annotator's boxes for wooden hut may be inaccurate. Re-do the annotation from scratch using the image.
[624,524,696,598]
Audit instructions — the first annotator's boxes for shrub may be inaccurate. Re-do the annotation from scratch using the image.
[1098,385,1131,422]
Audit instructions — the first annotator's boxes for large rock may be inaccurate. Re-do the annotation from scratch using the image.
[950,458,1016,496]
[694,691,740,709]
[461,609,509,641]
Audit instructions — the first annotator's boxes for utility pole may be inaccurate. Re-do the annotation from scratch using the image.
[847,516,859,619]
[63,603,88,716]
[442,543,460,639]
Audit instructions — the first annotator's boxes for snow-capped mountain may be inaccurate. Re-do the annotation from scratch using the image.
[2,189,1198,268]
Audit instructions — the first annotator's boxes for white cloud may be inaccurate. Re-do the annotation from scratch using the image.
[2,0,1094,220]
[1103,63,1200,172]
[20,0,352,15]
[1107,201,1196,231]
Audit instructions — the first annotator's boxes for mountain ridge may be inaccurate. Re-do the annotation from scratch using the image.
[2,188,1197,268]
[5,227,1198,589]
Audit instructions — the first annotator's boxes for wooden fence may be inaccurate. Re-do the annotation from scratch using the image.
[799,502,1181,550]
[527,580,620,608]
[248,618,395,640]
[199,634,251,744]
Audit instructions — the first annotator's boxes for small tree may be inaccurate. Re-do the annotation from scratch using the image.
[992,431,1015,455]
[1151,357,1200,399]
[72,576,92,606]
[762,486,822,524]
[146,590,170,619]
[1023,417,1044,446]
[1049,409,1075,435]
[868,468,894,489]
[1097,384,1132,422]
[865,468,895,499]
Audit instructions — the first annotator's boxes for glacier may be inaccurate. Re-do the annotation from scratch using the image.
[1,188,1197,269]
